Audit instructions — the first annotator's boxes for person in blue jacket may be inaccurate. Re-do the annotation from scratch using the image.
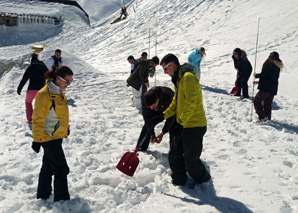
[188,47,206,81]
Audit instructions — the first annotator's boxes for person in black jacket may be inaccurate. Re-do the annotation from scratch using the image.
[232,48,252,99]
[17,52,48,123]
[253,51,283,122]
[136,86,175,151]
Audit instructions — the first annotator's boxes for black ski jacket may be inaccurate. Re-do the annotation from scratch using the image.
[17,59,48,92]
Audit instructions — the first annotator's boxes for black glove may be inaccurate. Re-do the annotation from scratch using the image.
[31,142,41,153]
[17,88,21,95]
[151,114,164,126]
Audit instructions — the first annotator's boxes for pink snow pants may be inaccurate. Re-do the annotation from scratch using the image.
[25,90,39,122]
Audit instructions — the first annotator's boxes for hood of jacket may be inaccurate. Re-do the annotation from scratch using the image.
[273,60,284,70]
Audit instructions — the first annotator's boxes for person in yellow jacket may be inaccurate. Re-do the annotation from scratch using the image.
[32,65,73,202]
[153,53,210,186]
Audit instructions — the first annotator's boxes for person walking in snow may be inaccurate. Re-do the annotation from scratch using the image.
[253,51,283,123]
[188,47,206,82]
[232,48,252,99]
[154,53,210,186]
[126,56,159,110]
[136,86,175,151]
[44,49,64,70]
[17,52,48,123]
[31,65,73,202]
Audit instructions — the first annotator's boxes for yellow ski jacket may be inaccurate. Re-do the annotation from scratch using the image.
[164,63,207,128]
[32,82,69,142]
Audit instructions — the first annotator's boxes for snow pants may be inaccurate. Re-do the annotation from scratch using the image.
[253,90,275,120]
[37,139,70,202]
[235,73,251,98]
[132,84,147,110]
[25,89,39,122]
[168,126,210,185]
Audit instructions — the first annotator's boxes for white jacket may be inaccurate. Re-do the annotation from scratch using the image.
[44,57,64,70]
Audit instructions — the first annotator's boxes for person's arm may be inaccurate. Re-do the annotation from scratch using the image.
[44,57,53,70]
[179,74,200,126]
[32,91,51,142]
[17,66,31,94]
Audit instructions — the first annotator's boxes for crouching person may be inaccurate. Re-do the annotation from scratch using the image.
[32,65,73,202]
[136,86,175,151]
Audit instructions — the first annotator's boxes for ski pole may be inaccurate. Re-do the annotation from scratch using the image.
[250,18,261,122]
[155,27,157,86]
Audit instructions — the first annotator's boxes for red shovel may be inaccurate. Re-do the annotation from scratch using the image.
[116,147,140,177]
[117,125,154,176]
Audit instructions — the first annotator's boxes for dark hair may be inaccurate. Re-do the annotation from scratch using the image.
[141,52,148,57]
[199,47,205,52]
[233,48,242,56]
[30,52,39,63]
[160,53,180,66]
[152,56,159,65]
[127,55,134,60]
[262,51,283,70]
[55,49,62,53]
[45,65,73,82]
[144,88,159,106]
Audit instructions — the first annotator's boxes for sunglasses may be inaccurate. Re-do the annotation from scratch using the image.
[163,62,171,72]
[58,76,73,84]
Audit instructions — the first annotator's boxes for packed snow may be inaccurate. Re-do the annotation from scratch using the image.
[0,0,298,212]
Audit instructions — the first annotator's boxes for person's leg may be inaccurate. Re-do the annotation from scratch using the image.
[196,65,201,82]
[168,134,187,185]
[253,91,266,120]
[42,139,70,202]
[182,126,210,183]
[242,74,250,98]
[37,150,53,199]
[263,94,274,120]
[136,125,150,151]
[25,90,39,122]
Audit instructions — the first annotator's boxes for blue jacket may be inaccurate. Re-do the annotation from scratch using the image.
[188,48,202,72]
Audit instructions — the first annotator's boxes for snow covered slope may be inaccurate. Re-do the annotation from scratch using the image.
[0,0,298,212]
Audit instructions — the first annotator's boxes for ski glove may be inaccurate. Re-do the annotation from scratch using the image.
[151,114,164,126]
[32,142,41,153]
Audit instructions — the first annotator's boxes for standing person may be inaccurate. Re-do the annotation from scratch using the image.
[32,66,73,202]
[127,55,138,74]
[136,86,175,151]
[44,49,64,70]
[157,53,210,186]
[127,56,159,110]
[127,55,139,107]
[253,52,283,123]
[17,52,48,123]
[188,47,206,81]
[232,48,252,99]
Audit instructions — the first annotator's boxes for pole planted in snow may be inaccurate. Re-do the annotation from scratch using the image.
[250,18,261,122]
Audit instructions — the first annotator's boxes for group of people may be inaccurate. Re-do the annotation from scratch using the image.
[126,47,283,186]
[16,45,283,202]
[17,49,72,202]
[231,48,283,122]
[126,52,211,186]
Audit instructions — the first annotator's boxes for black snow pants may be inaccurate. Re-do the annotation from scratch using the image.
[168,126,210,185]
[37,139,70,202]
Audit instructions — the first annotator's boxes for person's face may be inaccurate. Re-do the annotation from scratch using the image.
[128,59,133,64]
[55,52,61,59]
[148,99,159,110]
[162,62,174,77]
[233,52,239,59]
[56,74,73,90]
[141,55,147,60]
